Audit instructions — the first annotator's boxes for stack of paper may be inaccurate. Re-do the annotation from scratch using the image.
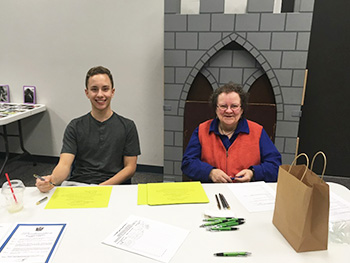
[45,186,113,209]
[138,181,209,205]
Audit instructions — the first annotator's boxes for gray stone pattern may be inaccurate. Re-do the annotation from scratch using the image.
[164,0,315,181]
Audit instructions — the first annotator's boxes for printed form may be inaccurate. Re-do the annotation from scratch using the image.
[227,182,276,212]
[103,215,189,263]
[0,223,66,263]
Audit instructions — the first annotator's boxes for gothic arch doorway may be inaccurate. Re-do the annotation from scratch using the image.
[246,74,277,142]
[183,72,214,153]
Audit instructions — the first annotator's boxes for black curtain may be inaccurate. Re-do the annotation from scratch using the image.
[298,1,350,177]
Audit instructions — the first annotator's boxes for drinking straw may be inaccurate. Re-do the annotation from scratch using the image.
[5,173,18,203]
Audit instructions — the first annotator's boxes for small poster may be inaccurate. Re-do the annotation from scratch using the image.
[0,85,10,103]
[23,86,36,104]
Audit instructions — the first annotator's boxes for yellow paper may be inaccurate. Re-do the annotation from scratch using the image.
[137,184,148,205]
[45,186,113,209]
[146,181,209,205]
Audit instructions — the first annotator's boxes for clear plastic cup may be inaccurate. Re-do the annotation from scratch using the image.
[1,179,25,213]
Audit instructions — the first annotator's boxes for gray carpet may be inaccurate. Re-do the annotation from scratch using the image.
[1,159,349,190]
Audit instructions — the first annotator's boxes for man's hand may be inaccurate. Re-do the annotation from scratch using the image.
[35,175,55,193]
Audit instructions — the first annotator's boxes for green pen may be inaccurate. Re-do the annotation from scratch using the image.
[215,220,244,227]
[200,221,222,227]
[209,226,238,231]
[214,252,251,257]
[203,217,244,222]
[200,218,244,227]
[203,217,227,222]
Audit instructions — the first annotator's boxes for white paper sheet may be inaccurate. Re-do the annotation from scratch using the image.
[330,192,350,223]
[0,223,66,263]
[0,224,12,244]
[227,182,276,212]
[103,215,189,263]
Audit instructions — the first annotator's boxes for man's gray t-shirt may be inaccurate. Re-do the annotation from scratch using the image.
[61,112,141,184]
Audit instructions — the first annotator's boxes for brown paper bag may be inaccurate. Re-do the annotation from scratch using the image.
[272,152,329,252]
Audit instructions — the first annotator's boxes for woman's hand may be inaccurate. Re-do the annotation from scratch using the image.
[209,169,233,183]
[233,169,254,183]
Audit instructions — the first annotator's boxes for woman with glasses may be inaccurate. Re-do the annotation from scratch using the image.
[181,82,281,183]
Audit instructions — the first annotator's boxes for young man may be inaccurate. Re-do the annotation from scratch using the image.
[36,66,140,192]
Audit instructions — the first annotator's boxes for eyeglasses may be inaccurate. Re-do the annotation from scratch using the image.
[217,104,241,111]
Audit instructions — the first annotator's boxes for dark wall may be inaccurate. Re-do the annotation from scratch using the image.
[298,1,350,177]
[281,0,295,12]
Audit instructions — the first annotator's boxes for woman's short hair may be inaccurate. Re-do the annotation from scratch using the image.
[210,82,249,114]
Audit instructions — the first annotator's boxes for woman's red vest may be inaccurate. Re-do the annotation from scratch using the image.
[198,119,262,178]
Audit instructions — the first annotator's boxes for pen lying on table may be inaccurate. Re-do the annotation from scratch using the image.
[203,217,245,222]
[215,194,221,210]
[36,196,48,205]
[209,226,238,231]
[219,193,230,209]
[214,252,251,257]
[200,217,245,228]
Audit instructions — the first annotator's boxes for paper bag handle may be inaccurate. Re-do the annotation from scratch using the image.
[310,151,327,179]
[288,153,309,182]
